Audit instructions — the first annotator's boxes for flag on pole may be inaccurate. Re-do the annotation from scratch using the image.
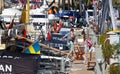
[47,24,52,41]
[23,41,40,54]
[47,31,52,41]
[23,26,27,37]
[8,19,14,29]
[8,13,16,29]
[19,0,30,38]
[56,22,63,33]
[53,22,57,32]
[20,0,30,23]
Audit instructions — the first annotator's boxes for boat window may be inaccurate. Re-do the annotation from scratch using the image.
[88,12,93,16]
[31,15,47,18]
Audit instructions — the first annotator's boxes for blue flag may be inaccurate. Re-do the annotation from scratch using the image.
[23,41,40,54]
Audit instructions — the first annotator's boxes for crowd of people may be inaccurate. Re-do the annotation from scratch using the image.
[59,27,95,63]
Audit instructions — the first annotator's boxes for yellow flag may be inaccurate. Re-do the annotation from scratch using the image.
[20,0,30,23]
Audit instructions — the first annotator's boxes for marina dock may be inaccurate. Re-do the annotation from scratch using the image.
[1,0,119,74]
[69,60,94,74]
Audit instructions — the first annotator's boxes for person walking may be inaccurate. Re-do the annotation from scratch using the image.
[87,38,93,49]
[61,28,75,60]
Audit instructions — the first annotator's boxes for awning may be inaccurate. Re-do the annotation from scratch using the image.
[107,30,120,34]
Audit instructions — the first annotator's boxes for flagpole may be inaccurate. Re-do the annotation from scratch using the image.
[24,0,30,38]
[109,0,117,30]
[93,1,97,24]
[42,0,48,40]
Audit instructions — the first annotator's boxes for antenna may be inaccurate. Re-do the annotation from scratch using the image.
[42,0,48,9]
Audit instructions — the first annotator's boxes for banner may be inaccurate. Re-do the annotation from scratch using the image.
[43,34,68,50]
[0,59,38,74]
[0,51,39,74]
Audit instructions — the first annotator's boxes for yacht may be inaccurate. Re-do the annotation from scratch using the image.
[30,8,49,24]
[1,0,57,24]
[0,8,21,24]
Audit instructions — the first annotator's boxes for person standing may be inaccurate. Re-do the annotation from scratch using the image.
[81,29,86,41]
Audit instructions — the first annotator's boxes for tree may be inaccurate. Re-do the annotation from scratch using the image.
[62,0,65,10]
[109,65,120,74]
[99,33,119,64]
[84,0,93,9]
[112,0,120,14]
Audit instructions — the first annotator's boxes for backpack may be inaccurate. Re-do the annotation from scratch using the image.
[88,40,92,48]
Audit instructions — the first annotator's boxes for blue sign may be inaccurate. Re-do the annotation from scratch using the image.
[55,10,80,19]
[44,34,68,50]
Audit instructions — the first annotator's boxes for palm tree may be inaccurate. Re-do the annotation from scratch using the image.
[99,32,119,64]
[68,0,70,10]
[83,0,93,9]
[72,0,79,10]
[109,65,120,74]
